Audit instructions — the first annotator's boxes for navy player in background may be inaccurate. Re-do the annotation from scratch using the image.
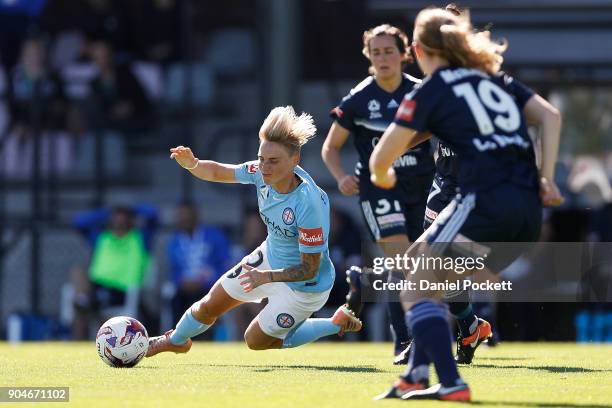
[371,7,562,401]
[321,24,434,363]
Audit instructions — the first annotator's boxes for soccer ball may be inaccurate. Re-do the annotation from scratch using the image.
[96,316,149,368]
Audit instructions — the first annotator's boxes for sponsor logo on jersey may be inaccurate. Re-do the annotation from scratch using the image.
[276,313,295,328]
[331,107,344,118]
[472,134,531,152]
[282,207,295,225]
[247,163,259,173]
[440,145,455,157]
[393,154,418,168]
[396,99,416,122]
[298,227,324,246]
[387,99,399,109]
[368,99,382,119]
[260,212,297,238]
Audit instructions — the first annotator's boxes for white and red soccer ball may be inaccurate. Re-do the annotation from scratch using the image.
[96,316,148,368]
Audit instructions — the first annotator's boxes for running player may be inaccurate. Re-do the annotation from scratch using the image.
[146,106,361,357]
[421,3,564,367]
[370,7,562,401]
[321,24,434,362]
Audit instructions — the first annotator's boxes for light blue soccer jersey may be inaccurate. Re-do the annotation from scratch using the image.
[235,161,335,293]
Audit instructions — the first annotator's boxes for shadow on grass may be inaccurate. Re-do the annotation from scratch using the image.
[472,364,612,373]
[199,364,383,373]
[471,401,612,408]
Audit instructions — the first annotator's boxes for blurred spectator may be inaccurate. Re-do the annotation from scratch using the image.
[0,0,48,70]
[133,0,181,66]
[71,204,159,339]
[67,39,153,177]
[87,40,153,134]
[1,36,73,179]
[568,156,612,207]
[81,0,132,59]
[167,203,231,333]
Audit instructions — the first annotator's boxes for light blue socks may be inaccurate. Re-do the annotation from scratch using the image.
[169,308,211,345]
[282,318,341,348]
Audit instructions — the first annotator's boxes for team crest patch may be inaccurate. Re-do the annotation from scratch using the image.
[368,99,380,111]
[282,207,295,225]
[368,99,382,119]
[276,313,295,329]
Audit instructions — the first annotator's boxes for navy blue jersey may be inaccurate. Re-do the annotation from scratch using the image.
[330,74,435,183]
[395,67,538,194]
[433,141,459,195]
[433,72,536,195]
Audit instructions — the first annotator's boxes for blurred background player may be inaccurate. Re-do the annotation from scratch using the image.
[370,6,562,401]
[146,106,362,357]
[321,24,434,363]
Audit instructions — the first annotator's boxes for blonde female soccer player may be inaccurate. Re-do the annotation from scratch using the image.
[146,106,361,357]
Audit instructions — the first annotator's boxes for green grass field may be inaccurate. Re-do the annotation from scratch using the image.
[1,342,611,407]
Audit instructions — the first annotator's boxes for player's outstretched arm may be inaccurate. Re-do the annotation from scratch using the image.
[321,122,359,196]
[169,145,238,183]
[238,252,321,292]
[523,95,564,206]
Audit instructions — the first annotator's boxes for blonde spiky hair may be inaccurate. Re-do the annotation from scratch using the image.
[259,106,316,155]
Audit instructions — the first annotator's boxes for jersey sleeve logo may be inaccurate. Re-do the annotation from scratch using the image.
[298,227,324,246]
[330,107,344,118]
[247,162,259,174]
[396,99,416,122]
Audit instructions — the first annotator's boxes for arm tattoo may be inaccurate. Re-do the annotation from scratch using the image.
[269,252,321,283]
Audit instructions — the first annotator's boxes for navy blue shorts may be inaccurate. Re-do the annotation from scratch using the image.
[359,174,431,242]
[425,184,542,272]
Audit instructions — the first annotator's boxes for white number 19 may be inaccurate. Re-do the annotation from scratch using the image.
[453,80,521,136]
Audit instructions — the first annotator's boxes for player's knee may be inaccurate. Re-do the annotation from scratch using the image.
[243,332,268,350]
[191,300,218,324]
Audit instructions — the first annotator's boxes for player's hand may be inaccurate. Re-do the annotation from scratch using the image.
[170,145,198,169]
[539,177,564,207]
[238,264,270,293]
[338,174,359,196]
[371,167,397,190]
